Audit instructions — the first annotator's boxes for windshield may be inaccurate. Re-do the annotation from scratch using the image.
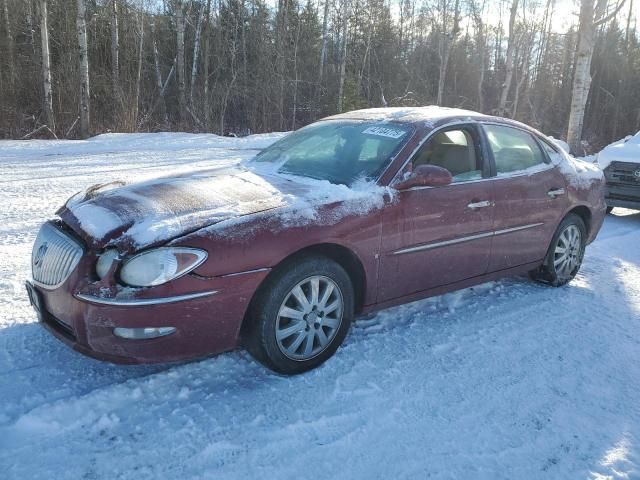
[252,120,413,185]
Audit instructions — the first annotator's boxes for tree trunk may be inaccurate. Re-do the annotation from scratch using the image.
[133,8,144,129]
[175,0,186,126]
[77,0,90,138]
[203,5,212,130]
[111,0,120,105]
[190,2,205,108]
[203,0,212,131]
[337,1,348,113]
[39,0,55,132]
[436,0,460,107]
[437,37,451,106]
[3,0,15,92]
[498,0,519,115]
[151,21,169,127]
[567,0,596,153]
[316,0,330,113]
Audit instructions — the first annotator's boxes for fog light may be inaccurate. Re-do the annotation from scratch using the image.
[113,327,176,340]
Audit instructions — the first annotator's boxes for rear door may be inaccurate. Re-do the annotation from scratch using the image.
[378,124,495,302]
[481,124,569,271]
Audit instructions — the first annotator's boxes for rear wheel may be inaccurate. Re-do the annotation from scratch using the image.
[529,213,587,287]
[244,255,354,374]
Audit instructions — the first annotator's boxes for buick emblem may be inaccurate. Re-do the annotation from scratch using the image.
[34,243,48,268]
[634,169,640,178]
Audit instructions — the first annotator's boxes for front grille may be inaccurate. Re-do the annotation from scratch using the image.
[32,222,84,288]
[605,162,640,186]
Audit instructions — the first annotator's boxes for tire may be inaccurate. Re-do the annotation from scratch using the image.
[244,255,354,375]
[529,213,587,287]
[606,206,614,214]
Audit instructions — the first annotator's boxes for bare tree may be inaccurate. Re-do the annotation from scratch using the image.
[76,0,90,138]
[498,0,519,115]
[203,0,213,130]
[175,0,186,125]
[2,0,14,93]
[567,0,627,153]
[436,0,461,106]
[39,0,55,132]
[337,0,349,113]
[151,20,169,127]
[190,1,205,108]
[317,0,330,107]
[111,0,120,105]
[133,6,145,128]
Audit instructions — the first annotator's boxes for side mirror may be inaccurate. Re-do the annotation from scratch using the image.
[394,164,453,190]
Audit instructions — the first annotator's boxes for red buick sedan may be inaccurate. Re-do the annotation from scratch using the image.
[26,107,606,374]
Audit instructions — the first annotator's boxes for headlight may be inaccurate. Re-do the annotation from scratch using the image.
[119,247,207,287]
[96,249,120,279]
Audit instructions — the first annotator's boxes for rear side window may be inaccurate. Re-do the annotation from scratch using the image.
[484,125,548,174]
[540,140,564,163]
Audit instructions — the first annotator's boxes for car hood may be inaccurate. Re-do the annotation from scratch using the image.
[59,165,312,251]
[597,134,640,170]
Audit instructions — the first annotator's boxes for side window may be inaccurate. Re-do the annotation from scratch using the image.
[412,128,482,183]
[484,125,548,175]
[540,140,564,163]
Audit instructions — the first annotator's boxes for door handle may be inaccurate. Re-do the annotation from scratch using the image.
[547,188,566,198]
[467,200,493,210]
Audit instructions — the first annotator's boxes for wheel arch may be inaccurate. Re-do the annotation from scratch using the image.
[240,242,367,338]
[566,205,592,236]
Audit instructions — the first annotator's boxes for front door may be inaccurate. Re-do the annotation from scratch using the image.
[378,125,495,302]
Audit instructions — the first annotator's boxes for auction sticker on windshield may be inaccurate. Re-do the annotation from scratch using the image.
[362,126,407,139]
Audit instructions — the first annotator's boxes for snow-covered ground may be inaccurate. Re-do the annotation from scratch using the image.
[1,133,639,479]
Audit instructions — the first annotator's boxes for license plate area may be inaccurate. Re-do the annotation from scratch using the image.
[25,281,44,321]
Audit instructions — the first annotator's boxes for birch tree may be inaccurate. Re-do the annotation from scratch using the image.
[436,0,461,106]
[111,0,120,105]
[566,0,627,153]
[498,0,519,115]
[175,0,186,126]
[2,0,14,93]
[190,1,205,108]
[336,0,349,113]
[39,0,55,132]
[76,0,90,138]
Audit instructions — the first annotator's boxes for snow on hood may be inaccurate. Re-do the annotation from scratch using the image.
[61,163,392,250]
[597,132,640,170]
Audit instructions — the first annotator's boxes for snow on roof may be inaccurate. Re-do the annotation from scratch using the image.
[324,106,489,124]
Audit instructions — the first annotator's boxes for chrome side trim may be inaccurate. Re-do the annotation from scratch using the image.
[75,290,218,307]
[221,267,270,278]
[392,222,544,255]
[393,231,494,255]
[494,222,544,236]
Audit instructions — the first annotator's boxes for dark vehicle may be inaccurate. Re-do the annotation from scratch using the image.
[26,107,606,374]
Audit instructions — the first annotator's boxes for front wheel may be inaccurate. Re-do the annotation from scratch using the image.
[244,255,354,375]
[529,213,587,287]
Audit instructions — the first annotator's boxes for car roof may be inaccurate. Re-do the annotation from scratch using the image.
[323,106,490,124]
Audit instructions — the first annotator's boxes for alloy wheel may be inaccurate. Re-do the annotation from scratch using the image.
[275,275,344,361]
[553,224,583,279]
